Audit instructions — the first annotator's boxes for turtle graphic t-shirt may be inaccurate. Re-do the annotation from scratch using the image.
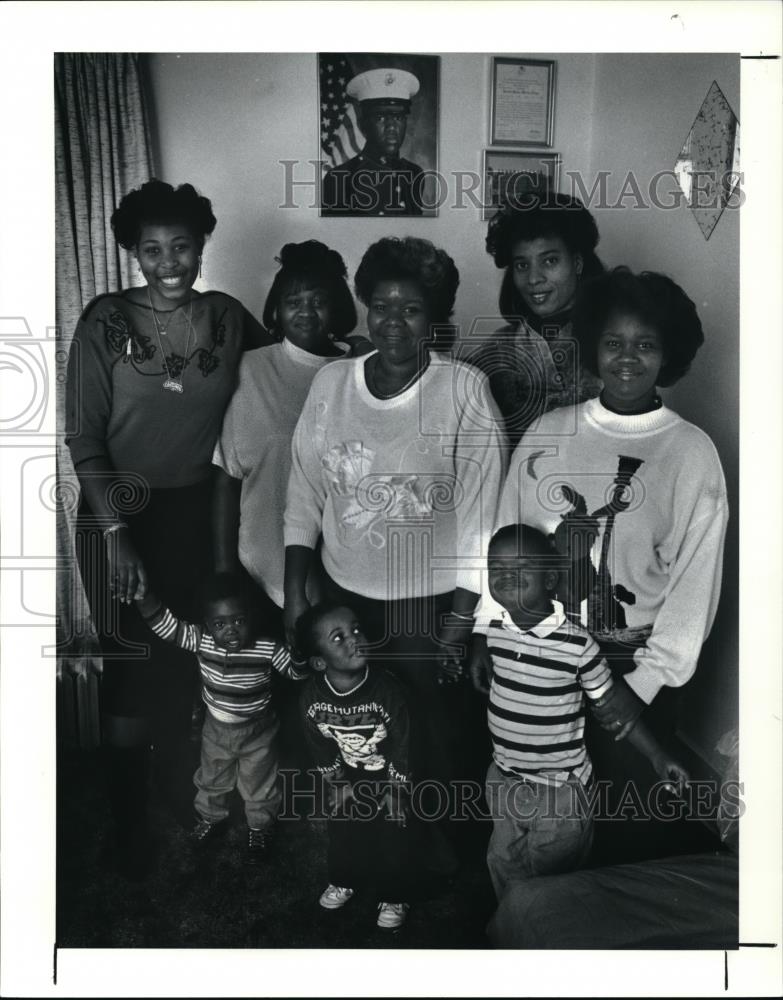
[300,667,410,785]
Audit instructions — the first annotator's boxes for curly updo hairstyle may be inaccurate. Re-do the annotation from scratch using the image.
[572,267,705,387]
[354,236,460,336]
[111,179,217,251]
[485,192,604,324]
[262,241,358,341]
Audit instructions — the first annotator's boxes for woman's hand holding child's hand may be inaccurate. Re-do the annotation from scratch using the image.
[436,622,471,685]
[283,594,310,649]
[591,677,646,740]
[108,529,148,604]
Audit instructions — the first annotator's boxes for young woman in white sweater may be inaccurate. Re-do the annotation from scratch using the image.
[477,267,726,699]
[474,267,728,860]
[477,269,726,720]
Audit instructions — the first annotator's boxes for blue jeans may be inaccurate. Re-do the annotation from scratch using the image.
[485,761,593,900]
[194,711,281,830]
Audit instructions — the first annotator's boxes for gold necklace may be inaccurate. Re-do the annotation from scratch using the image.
[147,285,178,335]
[368,355,429,399]
[147,288,195,394]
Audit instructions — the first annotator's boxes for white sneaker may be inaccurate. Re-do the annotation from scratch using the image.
[376,901,409,929]
[318,884,354,910]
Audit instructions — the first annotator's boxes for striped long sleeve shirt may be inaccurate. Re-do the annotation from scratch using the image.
[485,607,613,787]
[143,604,307,724]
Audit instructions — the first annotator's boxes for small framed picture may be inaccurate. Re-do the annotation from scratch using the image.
[319,52,440,217]
[489,57,556,148]
[482,149,561,220]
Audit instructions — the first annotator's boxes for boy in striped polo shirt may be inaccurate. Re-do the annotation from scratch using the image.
[477,524,687,899]
[137,573,307,862]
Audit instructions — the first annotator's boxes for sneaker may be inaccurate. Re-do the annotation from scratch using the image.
[318,884,354,910]
[188,817,226,845]
[376,902,409,930]
[246,827,273,864]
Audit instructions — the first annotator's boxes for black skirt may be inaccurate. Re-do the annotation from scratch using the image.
[76,478,213,726]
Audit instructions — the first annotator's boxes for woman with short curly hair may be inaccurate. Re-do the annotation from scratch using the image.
[65,179,272,876]
[284,236,506,871]
[468,192,605,446]
[354,234,460,332]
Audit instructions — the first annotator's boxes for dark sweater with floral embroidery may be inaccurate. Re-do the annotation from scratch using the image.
[465,317,601,449]
[65,290,272,488]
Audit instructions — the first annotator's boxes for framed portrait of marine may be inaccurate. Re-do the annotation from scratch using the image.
[318,53,440,218]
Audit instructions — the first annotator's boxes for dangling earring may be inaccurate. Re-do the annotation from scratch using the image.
[198,256,203,279]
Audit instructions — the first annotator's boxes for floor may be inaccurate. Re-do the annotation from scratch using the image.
[56,723,719,951]
[56,746,497,950]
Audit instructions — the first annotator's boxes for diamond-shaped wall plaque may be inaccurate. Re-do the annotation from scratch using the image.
[674,81,740,240]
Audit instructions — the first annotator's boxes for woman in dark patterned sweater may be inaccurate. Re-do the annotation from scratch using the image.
[65,179,272,877]
[466,192,605,448]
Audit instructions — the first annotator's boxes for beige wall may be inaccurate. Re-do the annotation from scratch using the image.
[583,54,739,765]
[147,51,739,766]
[146,53,599,329]
[587,54,738,492]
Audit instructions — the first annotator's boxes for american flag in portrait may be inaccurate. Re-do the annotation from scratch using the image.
[320,54,363,172]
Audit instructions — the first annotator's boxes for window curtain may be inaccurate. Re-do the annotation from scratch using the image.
[55,53,155,747]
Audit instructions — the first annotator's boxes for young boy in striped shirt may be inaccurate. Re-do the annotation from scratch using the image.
[136,573,307,862]
[477,524,687,899]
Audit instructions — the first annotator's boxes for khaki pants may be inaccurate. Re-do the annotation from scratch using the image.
[485,762,593,900]
[194,711,281,830]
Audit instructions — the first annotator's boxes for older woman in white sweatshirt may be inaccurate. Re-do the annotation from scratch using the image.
[283,237,506,868]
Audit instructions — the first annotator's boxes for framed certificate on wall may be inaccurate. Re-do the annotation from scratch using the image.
[482,149,561,220]
[489,57,556,147]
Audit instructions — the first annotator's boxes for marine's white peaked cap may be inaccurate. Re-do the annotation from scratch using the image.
[346,68,420,103]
